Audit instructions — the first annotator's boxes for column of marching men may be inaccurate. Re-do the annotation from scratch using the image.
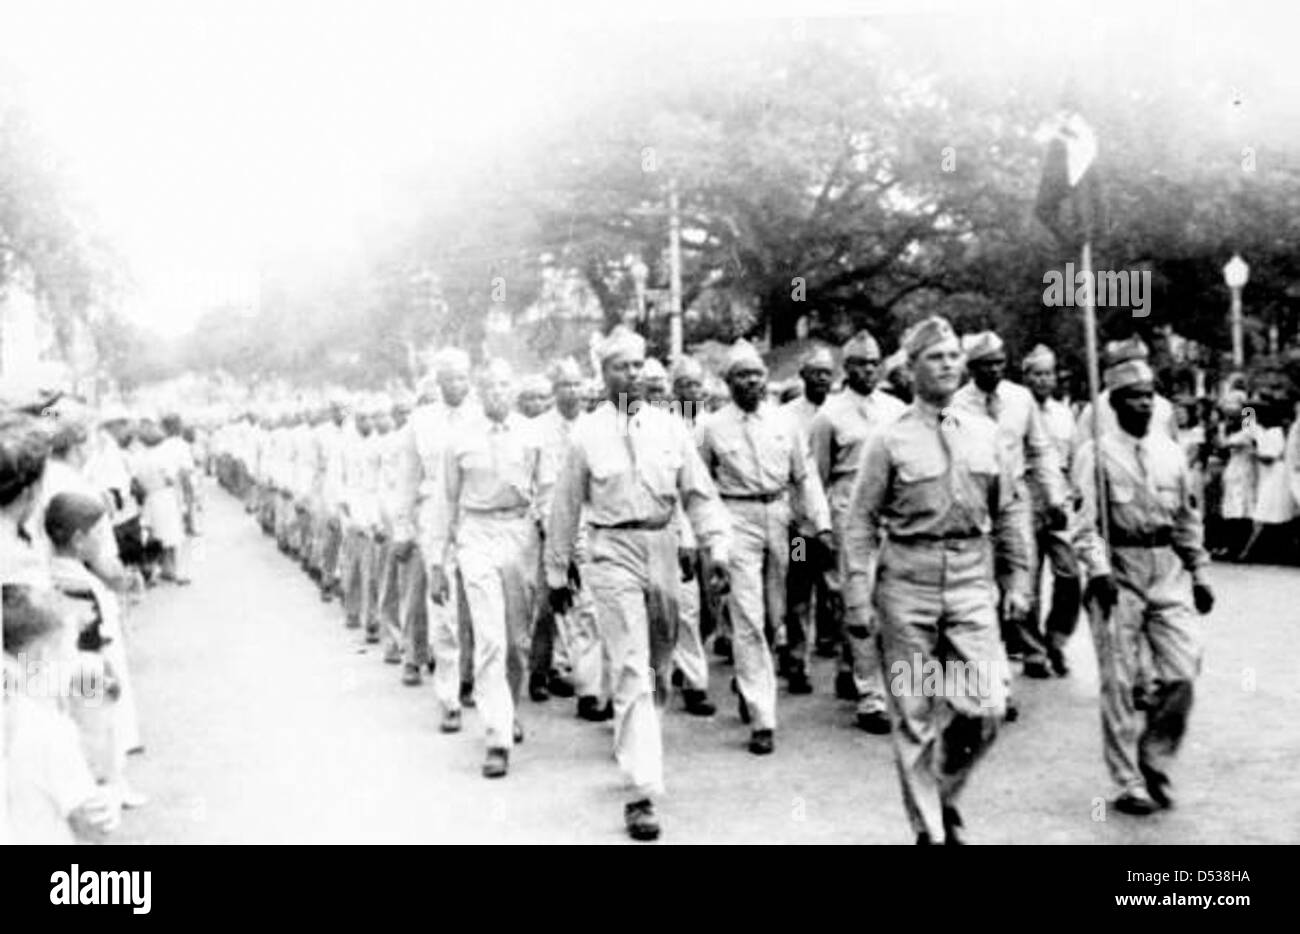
[211,318,1216,843]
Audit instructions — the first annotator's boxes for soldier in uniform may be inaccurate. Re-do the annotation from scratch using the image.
[398,349,481,728]
[544,327,731,841]
[1021,344,1081,675]
[389,378,439,687]
[429,360,553,778]
[954,332,1069,690]
[526,359,596,706]
[1073,357,1215,815]
[843,316,1032,844]
[667,354,716,716]
[780,345,837,688]
[809,330,906,732]
[338,408,379,635]
[698,340,831,754]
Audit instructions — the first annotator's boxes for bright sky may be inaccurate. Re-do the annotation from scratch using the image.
[1,0,1296,337]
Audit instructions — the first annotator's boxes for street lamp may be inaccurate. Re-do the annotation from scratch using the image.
[1223,253,1249,368]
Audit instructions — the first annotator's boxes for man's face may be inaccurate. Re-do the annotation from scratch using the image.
[393,407,410,428]
[727,365,767,411]
[673,376,704,406]
[844,354,881,395]
[801,363,834,401]
[643,374,668,404]
[912,338,964,401]
[1024,363,1056,399]
[356,414,373,437]
[482,376,514,421]
[969,355,1006,392]
[603,354,645,404]
[437,369,470,408]
[553,378,582,415]
[1111,386,1154,435]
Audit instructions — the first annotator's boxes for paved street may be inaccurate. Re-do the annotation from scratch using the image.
[112,482,1300,844]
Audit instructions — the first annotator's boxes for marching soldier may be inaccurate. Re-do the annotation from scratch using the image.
[544,327,731,841]
[389,378,440,687]
[809,330,906,732]
[429,360,553,778]
[780,345,837,688]
[1073,357,1215,815]
[954,332,1069,688]
[1021,344,1081,675]
[527,359,597,706]
[338,408,379,636]
[843,316,1032,844]
[397,349,481,729]
[668,355,717,716]
[698,340,832,754]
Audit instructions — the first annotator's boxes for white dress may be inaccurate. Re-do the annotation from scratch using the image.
[1220,428,1257,521]
[138,440,190,548]
[1252,426,1295,524]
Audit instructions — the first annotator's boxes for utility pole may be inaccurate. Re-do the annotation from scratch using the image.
[668,177,683,362]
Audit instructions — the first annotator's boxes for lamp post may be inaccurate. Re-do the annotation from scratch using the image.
[1223,254,1249,368]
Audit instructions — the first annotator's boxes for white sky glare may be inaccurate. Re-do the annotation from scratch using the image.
[2,0,1297,337]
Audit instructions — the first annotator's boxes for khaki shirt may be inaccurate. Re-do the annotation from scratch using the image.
[809,387,908,490]
[393,400,481,556]
[1072,430,1209,580]
[544,400,730,588]
[952,378,1067,512]
[697,401,831,535]
[428,412,553,566]
[842,398,1033,612]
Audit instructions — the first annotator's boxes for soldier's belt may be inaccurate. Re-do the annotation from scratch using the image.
[888,528,985,546]
[720,491,785,504]
[461,505,531,519]
[591,516,672,532]
[1109,527,1174,548]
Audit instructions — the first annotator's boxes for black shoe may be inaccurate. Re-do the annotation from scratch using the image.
[855,710,891,734]
[942,805,966,845]
[1022,660,1052,679]
[786,663,813,695]
[624,799,661,841]
[440,709,462,734]
[460,681,475,708]
[1114,788,1160,816]
[547,673,575,698]
[835,670,860,701]
[577,696,613,722]
[670,668,684,688]
[682,689,716,716]
[482,748,509,779]
[1047,646,1070,677]
[401,663,422,686]
[1140,764,1174,809]
[1004,698,1020,723]
[916,832,934,845]
[528,673,550,703]
[815,638,837,659]
[426,660,436,674]
[364,628,381,645]
[748,729,774,755]
[513,721,525,745]
[713,635,733,663]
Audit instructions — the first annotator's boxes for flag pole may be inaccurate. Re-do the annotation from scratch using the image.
[1081,239,1108,546]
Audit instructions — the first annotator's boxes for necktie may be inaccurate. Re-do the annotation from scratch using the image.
[986,390,1002,423]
